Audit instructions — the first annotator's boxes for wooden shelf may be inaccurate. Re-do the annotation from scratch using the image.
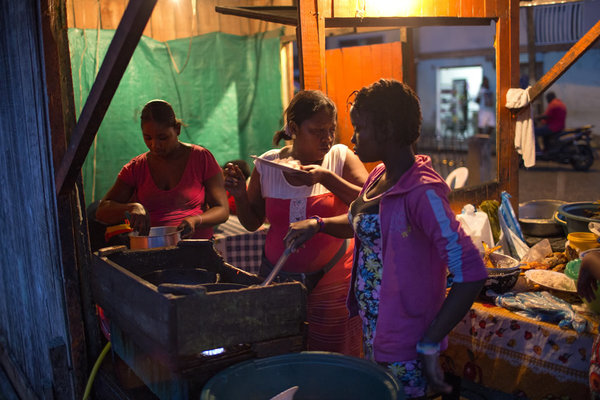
[214,6,492,28]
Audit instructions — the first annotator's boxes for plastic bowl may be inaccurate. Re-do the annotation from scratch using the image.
[563,257,600,313]
[199,352,402,400]
[567,232,600,252]
[483,267,520,296]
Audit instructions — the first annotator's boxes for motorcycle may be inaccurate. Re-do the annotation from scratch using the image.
[535,125,595,171]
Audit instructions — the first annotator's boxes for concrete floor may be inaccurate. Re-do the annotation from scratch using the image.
[519,157,600,203]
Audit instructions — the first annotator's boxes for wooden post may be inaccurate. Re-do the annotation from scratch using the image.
[297,0,326,90]
[496,0,521,209]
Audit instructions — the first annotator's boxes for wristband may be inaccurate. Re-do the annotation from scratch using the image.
[416,340,441,355]
[309,215,324,232]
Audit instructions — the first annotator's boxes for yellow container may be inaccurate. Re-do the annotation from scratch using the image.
[568,232,600,252]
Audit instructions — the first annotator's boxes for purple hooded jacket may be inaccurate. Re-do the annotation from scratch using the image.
[347,155,487,362]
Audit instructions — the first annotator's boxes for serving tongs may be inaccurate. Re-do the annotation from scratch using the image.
[261,245,294,287]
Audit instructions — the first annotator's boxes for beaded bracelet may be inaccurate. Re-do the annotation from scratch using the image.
[416,340,441,355]
[309,215,324,232]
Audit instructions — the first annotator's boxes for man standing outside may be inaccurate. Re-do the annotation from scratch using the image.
[475,76,495,136]
[535,91,567,154]
[468,76,495,184]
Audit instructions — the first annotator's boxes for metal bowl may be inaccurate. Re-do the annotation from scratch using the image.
[129,226,181,249]
[518,199,566,237]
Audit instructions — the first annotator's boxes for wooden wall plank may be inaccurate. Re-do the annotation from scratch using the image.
[484,0,497,19]
[325,42,403,171]
[100,0,125,29]
[449,0,461,17]
[172,0,194,39]
[460,0,474,18]
[434,0,450,17]
[297,0,326,90]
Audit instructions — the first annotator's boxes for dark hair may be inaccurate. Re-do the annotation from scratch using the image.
[224,159,251,180]
[140,99,183,129]
[273,90,337,146]
[546,91,556,103]
[349,79,421,147]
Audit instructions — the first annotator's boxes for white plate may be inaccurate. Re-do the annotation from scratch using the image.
[251,155,306,174]
[524,269,577,293]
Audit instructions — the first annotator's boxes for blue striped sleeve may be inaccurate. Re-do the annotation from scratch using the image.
[425,189,464,281]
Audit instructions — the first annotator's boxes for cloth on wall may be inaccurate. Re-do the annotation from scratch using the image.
[68,28,284,203]
[505,87,536,168]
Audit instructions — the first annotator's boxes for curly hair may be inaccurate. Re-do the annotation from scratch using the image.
[273,90,337,146]
[349,79,421,147]
[140,99,183,129]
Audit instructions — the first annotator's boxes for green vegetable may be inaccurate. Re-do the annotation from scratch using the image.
[479,200,501,243]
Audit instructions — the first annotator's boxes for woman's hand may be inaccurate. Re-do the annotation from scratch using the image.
[176,218,195,239]
[223,162,247,198]
[420,353,452,395]
[283,164,327,187]
[284,218,320,251]
[127,203,150,236]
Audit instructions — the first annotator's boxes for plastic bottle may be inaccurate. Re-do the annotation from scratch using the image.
[456,204,495,254]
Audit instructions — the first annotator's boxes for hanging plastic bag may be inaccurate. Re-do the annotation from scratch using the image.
[456,204,494,254]
[497,191,529,260]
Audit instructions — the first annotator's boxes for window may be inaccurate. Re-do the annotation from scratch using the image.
[534,2,584,45]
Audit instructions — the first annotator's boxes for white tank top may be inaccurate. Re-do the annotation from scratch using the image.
[255,143,348,200]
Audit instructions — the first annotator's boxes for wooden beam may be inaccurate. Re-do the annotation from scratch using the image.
[215,6,298,26]
[528,19,600,102]
[55,0,158,196]
[297,0,326,90]
[324,16,492,28]
[214,6,493,28]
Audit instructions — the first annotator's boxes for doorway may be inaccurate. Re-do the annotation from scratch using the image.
[437,65,483,141]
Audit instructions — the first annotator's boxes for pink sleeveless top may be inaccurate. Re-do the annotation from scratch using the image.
[118,144,221,239]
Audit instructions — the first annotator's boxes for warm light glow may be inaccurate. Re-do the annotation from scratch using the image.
[365,0,419,17]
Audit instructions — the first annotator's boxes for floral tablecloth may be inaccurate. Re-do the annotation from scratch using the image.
[443,301,596,399]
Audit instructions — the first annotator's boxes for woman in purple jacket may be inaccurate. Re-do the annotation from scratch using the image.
[286,79,487,398]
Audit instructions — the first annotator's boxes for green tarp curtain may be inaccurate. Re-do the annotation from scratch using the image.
[68,28,283,204]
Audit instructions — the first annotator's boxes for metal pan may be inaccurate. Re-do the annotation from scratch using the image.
[518,199,566,237]
[129,226,181,249]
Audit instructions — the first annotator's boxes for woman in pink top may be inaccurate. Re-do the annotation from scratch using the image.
[285,80,487,398]
[224,90,368,356]
[96,100,228,239]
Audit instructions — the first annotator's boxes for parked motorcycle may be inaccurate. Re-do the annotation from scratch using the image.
[535,125,595,171]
